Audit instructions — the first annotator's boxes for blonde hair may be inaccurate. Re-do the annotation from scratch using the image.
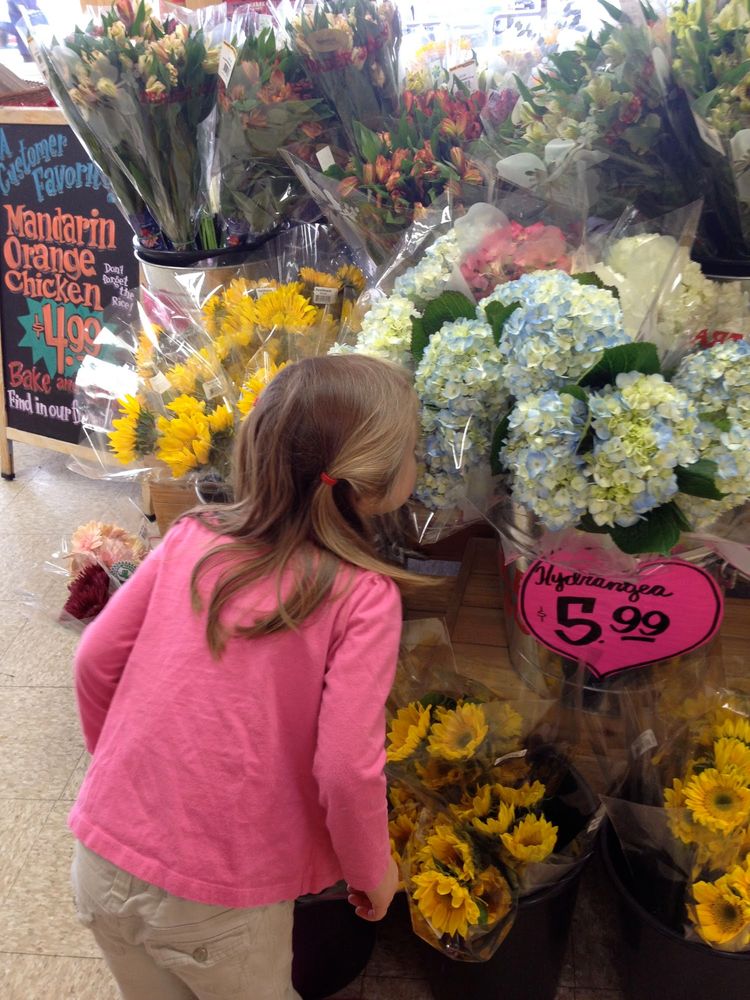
[191,355,423,655]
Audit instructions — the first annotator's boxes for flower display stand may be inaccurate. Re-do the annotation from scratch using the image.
[146,480,199,535]
[602,821,750,1000]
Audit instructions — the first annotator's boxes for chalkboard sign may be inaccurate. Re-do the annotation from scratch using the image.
[0,107,137,473]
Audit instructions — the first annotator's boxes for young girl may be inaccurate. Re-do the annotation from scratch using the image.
[70,354,420,999]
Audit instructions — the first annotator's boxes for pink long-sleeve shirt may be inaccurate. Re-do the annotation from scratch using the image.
[69,517,402,908]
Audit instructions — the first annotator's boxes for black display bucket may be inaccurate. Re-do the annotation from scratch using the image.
[601,821,750,1000]
[417,863,585,1000]
[292,896,376,999]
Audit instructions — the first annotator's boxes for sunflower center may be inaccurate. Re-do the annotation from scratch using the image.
[713,793,736,810]
[717,902,742,930]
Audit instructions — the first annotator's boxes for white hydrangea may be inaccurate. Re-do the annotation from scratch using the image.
[393,231,460,302]
[673,340,750,528]
[352,293,419,368]
[414,317,508,509]
[586,373,701,527]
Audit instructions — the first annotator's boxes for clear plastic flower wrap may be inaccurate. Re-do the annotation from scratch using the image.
[386,619,600,961]
[210,6,340,248]
[281,0,402,158]
[74,225,368,491]
[28,518,152,632]
[30,0,226,251]
[602,689,750,952]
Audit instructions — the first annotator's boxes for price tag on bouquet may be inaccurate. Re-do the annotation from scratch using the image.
[518,558,724,678]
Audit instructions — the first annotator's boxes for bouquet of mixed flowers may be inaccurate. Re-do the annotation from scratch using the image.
[386,625,598,959]
[34,0,224,251]
[56,520,150,626]
[669,0,750,261]
[493,0,749,262]
[213,17,337,247]
[604,691,750,952]
[284,0,402,157]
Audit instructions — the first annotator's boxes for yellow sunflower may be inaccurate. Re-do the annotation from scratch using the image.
[683,768,750,834]
[237,361,287,418]
[689,877,750,950]
[419,824,476,881]
[664,778,708,846]
[388,784,420,817]
[202,278,258,343]
[165,358,201,395]
[427,703,489,761]
[389,811,416,865]
[156,396,211,478]
[714,737,750,778]
[411,869,481,938]
[336,263,366,295]
[299,267,340,290]
[496,781,546,809]
[134,325,162,374]
[207,403,234,435]
[254,282,318,333]
[473,866,513,925]
[484,701,523,753]
[108,395,157,464]
[386,702,432,762]
[713,716,750,747]
[501,814,558,864]
[472,801,516,838]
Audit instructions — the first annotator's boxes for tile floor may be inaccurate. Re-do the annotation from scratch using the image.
[0,444,626,999]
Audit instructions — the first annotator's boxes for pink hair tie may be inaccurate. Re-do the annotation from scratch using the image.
[320,472,338,487]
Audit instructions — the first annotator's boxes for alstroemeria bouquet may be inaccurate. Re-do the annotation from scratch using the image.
[489,271,750,554]
[605,692,750,953]
[38,0,223,251]
[669,0,750,258]
[495,0,749,261]
[214,22,337,246]
[386,678,597,959]
[285,0,401,156]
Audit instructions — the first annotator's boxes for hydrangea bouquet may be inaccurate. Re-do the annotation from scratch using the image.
[604,691,750,953]
[489,270,750,555]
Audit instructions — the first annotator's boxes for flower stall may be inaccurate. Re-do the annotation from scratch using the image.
[6,0,750,997]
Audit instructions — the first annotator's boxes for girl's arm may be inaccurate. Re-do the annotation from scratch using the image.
[314,573,402,892]
[74,542,165,754]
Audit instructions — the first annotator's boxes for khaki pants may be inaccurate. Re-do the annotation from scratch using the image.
[72,841,301,1000]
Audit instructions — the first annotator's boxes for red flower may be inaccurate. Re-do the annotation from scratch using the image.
[338,176,360,199]
[374,154,391,184]
[63,564,111,623]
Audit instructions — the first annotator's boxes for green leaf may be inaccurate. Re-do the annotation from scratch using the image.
[598,0,624,21]
[490,416,511,476]
[577,514,610,535]
[410,317,428,364]
[700,410,731,433]
[578,343,661,389]
[676,459,726,500]
[512,74,546,117]
[560,385,588,404]
[485,300,522,347]
[421,291,477,339]
[573,271,620,299]
[609,502,690,556]
[353,121,384,163]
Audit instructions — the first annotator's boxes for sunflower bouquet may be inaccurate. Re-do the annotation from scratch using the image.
[386,661,598,960]
[604,692,750,952]
[103,258,366,483]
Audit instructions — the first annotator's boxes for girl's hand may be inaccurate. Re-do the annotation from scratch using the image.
[346,857,399,921]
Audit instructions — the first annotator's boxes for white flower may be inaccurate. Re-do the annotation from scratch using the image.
[353,293,419,368]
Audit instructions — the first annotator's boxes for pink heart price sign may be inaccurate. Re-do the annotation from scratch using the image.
[518,558,724,678]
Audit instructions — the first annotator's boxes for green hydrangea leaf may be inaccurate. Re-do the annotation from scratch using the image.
[578,343,661,389]
[485,300,522,346]
[490,416,511,476]
[573,271,620,299]
[421,291,477,339]
[411,317,428,363]
[676,459,726,500]
[609,502,690,556]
